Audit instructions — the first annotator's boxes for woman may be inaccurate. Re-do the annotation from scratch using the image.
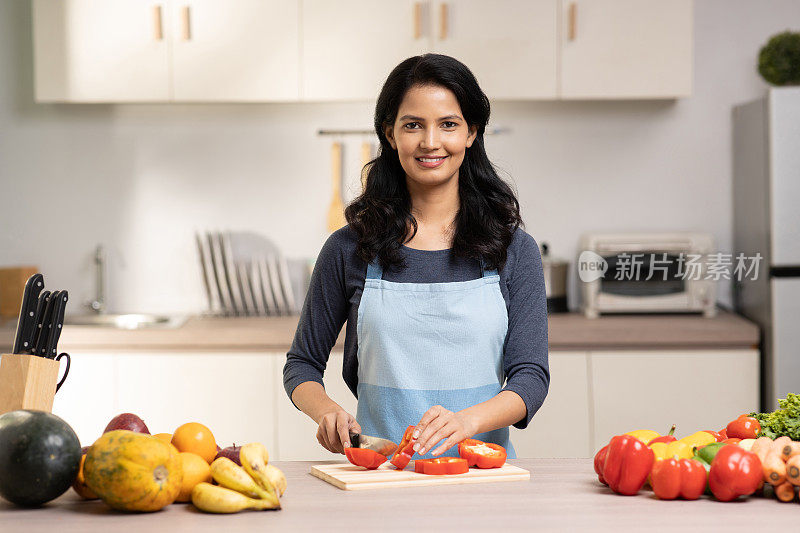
[284,53,549,460]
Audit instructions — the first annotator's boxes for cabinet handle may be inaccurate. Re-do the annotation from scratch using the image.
[568,2,576,41]
[152,5,163,41]
[439,2,448,40]
[413,2,422,39]
[181,5,191,41]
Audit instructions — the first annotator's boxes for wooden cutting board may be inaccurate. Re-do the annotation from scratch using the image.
[311,462,530,491]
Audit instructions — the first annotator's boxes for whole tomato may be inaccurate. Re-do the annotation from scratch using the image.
[726,416,761,440]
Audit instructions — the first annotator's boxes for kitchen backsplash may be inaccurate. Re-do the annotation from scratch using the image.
[2,0,798,314]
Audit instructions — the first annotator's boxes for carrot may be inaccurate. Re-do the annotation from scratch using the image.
[773,436,793,461]
[786,455,800,486]
[764,451,787,485]
[787,441,800,459]
[774,481,796,502]
[752,436,774,462]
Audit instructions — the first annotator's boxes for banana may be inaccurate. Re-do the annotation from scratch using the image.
[240,442,282,504]
[210,457,273,502]
[264,464,287,497]
[191,482,273,513]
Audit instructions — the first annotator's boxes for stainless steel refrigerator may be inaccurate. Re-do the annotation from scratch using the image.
[733,87,800,411]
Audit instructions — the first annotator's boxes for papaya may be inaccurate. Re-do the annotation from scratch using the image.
[84,430,182,512]
[72,447,99,500]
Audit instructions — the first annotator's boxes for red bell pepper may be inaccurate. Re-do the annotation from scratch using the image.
[726,415,761,440]
[650,457,707,500]
[390,425,416,470]
[718,428,728,440]
[648,425,677,445]
[703,430,723,442]
[414,458,469,475]
[721,438,742,446]
[345,447,387,470]
[593,444,609,486]
[601,435,654,495]
[458,439,506,469]
[708,444,762,502]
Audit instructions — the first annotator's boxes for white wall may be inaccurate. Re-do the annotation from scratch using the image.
[1,0,797,315]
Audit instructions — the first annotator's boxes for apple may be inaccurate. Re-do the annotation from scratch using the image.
[103,413,150,434]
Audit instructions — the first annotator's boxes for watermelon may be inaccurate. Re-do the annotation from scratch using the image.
[0,410,81,507]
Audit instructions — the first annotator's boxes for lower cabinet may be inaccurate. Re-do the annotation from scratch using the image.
[49,347,760,460]
[590,349,760,451]
[511,351,591,458]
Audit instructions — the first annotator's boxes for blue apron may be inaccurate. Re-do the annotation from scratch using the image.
[355,255,515,459]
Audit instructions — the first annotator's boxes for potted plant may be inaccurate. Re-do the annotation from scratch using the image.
[758,31,800,86]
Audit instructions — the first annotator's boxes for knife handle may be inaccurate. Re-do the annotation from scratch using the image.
[45,291,68,359]
[13,273,44,354]
[34,291,58,357]
[30,290,51,355]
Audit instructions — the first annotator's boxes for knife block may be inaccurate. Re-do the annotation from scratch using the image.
[0,353,61,415]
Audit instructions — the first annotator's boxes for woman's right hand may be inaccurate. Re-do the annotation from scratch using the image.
[316,408,361,454]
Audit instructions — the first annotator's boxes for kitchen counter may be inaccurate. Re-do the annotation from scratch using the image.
[0,459,791,532]
[0,310,759,352]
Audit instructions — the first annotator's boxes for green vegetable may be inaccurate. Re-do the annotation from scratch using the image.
[750,393,800,440]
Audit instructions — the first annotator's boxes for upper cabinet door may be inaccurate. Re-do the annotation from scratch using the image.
[429,0,558,100]
[170,0,300,101]
[560,0,693,99]
[33,0,170,102]
[301,0,429,102]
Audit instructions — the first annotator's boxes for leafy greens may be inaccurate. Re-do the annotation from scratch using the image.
[751,393,800,440]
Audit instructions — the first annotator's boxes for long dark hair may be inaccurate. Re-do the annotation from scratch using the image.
[344,53,522,272]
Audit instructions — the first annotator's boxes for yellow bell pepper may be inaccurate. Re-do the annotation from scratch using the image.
[650,440,693,461]
[678,431,716,449]
[625,429,660,444]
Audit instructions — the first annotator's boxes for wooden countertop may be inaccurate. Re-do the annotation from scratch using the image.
[0,459,791,531]
[0,310,759,353]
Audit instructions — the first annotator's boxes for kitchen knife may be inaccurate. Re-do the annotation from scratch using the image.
[44,290,68,359]
[349,432,398,457]
[12,273,44,354]
[29,290,51,355]
[33,290,58,357]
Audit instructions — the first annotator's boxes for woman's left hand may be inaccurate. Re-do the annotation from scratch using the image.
[411,405,477,457]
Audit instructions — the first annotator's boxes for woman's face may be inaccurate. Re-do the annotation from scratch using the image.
[385,84,478,189]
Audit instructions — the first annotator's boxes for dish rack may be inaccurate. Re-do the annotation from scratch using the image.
[195,231,311,317]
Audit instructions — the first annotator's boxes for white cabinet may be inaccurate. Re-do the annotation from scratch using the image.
[276,351,358,460]
[171,0,299,101]
[431,0,558,100]
[560,0,693,99]
[50,350,119,447]
[33,0,300,102]
[511,351,592,458]
[590,349,759,451]
[33,0,171,102]
[300,0,428,101]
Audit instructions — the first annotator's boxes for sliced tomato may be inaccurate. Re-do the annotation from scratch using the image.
[414,458,469,475]
[390,425,417,470]
[458,438,507,469]
[345,447,387,470]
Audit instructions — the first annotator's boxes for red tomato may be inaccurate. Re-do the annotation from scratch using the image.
[726,416,760,440]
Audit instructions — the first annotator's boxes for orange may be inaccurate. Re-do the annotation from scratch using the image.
[154,433,180,455]
[171,422,217,463]
[175,452,212,502]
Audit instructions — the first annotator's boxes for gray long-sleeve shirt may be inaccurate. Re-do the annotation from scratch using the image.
[283,224,550,429]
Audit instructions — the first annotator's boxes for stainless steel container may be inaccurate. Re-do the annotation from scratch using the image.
[540,242,568,313]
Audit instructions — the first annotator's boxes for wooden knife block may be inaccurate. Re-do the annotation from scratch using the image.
[0,353,61,415]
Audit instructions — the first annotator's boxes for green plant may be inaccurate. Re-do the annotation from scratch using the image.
[758,31,800,86]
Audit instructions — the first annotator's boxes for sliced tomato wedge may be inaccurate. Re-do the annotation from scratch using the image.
[414,457,469,475]
[390,425,417,470]
[345,447,387,470]
[458,438,507,469]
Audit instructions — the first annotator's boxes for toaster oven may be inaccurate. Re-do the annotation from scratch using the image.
[579,232,717,318]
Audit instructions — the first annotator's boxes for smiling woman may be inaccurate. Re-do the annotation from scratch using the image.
[284,53,550,462]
